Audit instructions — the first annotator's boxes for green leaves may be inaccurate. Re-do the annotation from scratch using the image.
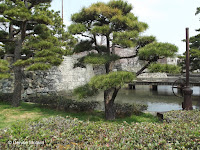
[2,0,32,20]
[148,63,181,74]
[113,31,139,47]
[137,36,156,48]
[91,25,110,35]
[74,41,93,53]
[26,63,51,71]
[89,71,136,90]
[139,42,178,61]
[87,2,122,19]
[108,0,133,15]
[0,59,10,79]
[83,53,120,65]
[0,110,199,149]
[73,84,98,99]
[0,31,8,39]
[70,0,149,53]
[68,23,87,34]
[0,3,8,14]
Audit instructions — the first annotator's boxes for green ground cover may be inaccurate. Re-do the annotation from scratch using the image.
[0,109,199,149]
[0,101,200,149]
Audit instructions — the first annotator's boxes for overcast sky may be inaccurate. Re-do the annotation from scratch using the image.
[51,0,200,54]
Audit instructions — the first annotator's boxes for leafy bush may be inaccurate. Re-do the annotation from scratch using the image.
[73,84,98,99]
[164,109,200,123]
[69,101,99,112]
[115,103,148,117]
[148,63,181,74]
[0,92,13,103]
[27,94,99,112]
[0,110,199,149]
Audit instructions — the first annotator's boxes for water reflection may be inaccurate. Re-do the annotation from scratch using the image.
[86,85,200,112]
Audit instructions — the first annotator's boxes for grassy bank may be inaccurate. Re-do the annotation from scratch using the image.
[0,102,159,129]
[0,109,199,149]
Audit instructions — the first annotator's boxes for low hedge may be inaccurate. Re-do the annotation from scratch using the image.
[0,93,148,117]
[27,95,99,112]
[115,103,148,117]
[0,110,199,149]
[0,93,13,103]
[27,94,147,116]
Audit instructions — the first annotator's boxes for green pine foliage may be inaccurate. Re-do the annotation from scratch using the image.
[188,34,200,71]
[89,71,136,90]
[137,36,156,48]
[148,63,181,74]
[68,23,87,34]
[73,41,93,53]
[83,53,120,65]
[68,0,148,52]
[139,42,178,61]
[74,71,136,99]
[26,63,51,71]
[0,0,76,71]
[0,60,10,79]
[0,0,76,106]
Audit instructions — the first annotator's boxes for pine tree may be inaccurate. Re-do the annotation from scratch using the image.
[0,0,76,107]
[69,0,178,120]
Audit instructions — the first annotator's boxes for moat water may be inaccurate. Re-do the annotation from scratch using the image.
[87,85,200,112]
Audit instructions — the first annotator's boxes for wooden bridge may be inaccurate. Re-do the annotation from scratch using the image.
[128,74,200,90]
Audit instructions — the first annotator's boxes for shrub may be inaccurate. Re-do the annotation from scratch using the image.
[164,109,200,123]
[27,94,99,112]
[0,110,199,149]
[73,84,98,99]
[115,103,148,117]
[69,101,99,112]
[0,92,13,103]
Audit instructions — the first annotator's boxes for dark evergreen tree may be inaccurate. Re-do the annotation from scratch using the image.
[0,0,76,106]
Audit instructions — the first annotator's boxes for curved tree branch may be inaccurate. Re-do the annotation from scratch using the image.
[136,61,152,76]
[111,87,121,101]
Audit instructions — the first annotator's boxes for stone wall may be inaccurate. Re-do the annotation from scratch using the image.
[0,50,147,98]
[0,55,97,98]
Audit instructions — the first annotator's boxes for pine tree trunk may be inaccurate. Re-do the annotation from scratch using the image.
[12,40,22,107]
[136,61,151,76]
[12,66,22,107]
[104,88,115,120]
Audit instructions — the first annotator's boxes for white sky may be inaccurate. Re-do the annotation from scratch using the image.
[51,0,200,54]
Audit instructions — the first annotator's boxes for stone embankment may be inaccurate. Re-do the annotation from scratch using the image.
[0,50,148,98]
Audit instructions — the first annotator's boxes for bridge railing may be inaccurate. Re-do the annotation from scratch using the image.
[129,74,200,86]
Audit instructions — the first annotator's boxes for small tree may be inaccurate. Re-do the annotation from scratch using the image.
[0,0,76,106]
[69,0,178,120]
